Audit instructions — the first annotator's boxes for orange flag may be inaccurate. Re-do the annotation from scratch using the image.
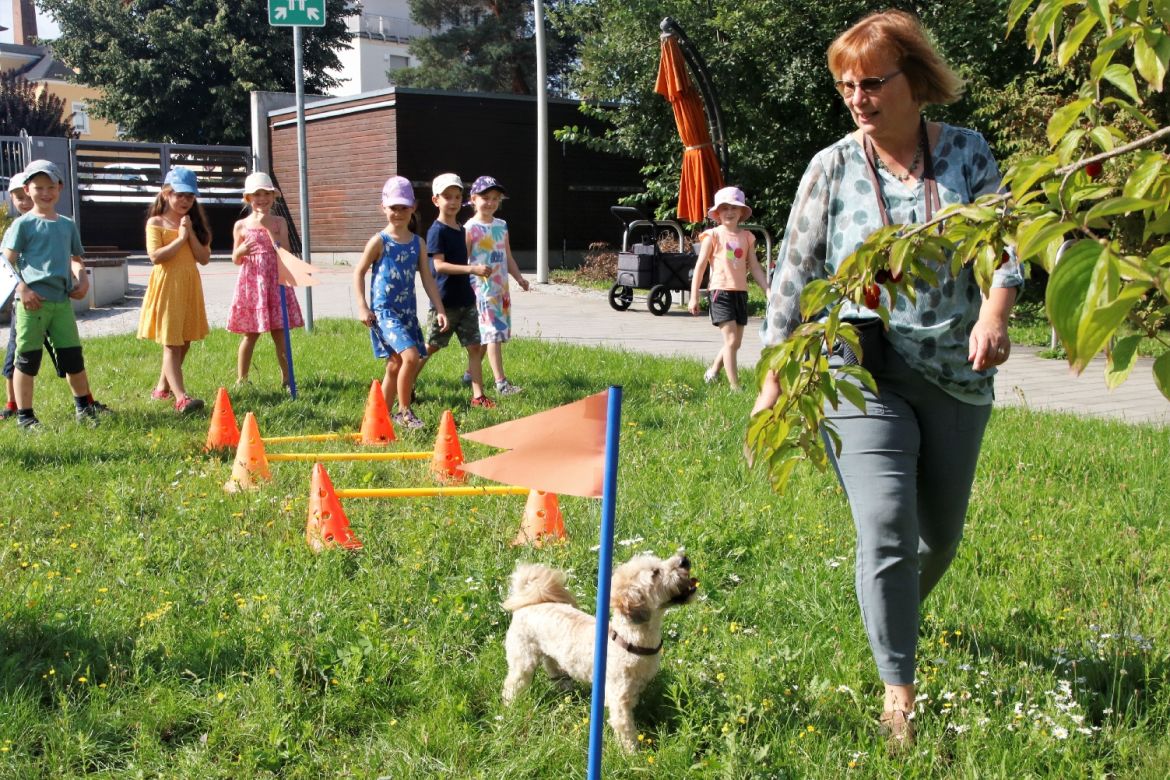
[276,247,318,287]
[460,390,609,498]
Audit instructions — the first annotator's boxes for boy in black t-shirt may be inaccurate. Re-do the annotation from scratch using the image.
[419,173,494,407]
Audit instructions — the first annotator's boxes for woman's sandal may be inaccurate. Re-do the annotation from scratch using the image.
[879,709,916,753]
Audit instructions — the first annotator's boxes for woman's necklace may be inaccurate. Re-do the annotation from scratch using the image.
[874,140,923,183]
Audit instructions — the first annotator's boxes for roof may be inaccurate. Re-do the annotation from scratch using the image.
[0,41,76,82]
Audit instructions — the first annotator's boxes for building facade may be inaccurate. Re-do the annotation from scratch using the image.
[329,0,428,95]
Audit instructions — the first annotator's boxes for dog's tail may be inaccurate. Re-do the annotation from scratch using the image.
[501,563,577,612]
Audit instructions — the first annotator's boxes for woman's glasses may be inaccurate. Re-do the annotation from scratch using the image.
[834,69,902,98]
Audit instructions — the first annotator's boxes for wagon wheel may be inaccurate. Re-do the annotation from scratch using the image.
[648,285,672,315]
[608,284,633,311]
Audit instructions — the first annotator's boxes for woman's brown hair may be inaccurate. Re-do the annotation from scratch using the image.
[148,185,212,246]
[827,9,964,106]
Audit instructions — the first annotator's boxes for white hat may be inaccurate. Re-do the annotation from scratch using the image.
[243,171,277,195]
[432,172,464,196]
[708,186,752,220]
[7,171,28,193]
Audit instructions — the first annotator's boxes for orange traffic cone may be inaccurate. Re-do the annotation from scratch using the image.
[223,412,271,492]
[305,463,363,552]
[512,490,566,547]
[359,379,396,445]
[430,409,465,483]
[204,387,240,452]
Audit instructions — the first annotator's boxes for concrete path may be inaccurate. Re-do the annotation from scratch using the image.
[80,258,1169,426]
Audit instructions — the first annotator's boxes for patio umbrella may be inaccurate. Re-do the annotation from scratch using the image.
[655,34,723,223]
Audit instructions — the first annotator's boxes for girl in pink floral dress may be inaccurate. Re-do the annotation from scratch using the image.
[227,172,303,387]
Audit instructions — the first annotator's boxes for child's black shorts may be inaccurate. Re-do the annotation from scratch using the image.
[708,289,748,326]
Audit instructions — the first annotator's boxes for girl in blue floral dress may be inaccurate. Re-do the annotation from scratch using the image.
[354,176,447,430]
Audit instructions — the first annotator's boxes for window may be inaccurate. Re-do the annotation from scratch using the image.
[388,55,410,71]
[71,101,90,135]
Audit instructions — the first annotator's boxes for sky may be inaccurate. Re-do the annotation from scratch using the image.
[0,5,61,43]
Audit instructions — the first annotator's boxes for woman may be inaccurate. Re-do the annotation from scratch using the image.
[752,10,1023,747]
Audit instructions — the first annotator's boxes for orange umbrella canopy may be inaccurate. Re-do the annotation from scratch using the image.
[654,34,723,223]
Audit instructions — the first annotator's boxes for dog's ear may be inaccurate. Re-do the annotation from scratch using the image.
[612,569,653,623]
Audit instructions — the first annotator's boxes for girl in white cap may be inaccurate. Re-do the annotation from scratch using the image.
[227,171,304,389]
[138,166,212,413]
[688,186,768,389]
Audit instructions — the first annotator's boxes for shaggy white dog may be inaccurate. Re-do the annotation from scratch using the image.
[501,549,697,751]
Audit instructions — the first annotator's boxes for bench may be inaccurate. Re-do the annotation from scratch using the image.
[83,248,131,308]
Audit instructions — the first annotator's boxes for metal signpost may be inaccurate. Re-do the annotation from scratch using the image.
[269,0,325,331]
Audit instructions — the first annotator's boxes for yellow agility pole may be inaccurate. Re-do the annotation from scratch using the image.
[268,451,432,462]
[262,432,363,445]
[334,485,530,499]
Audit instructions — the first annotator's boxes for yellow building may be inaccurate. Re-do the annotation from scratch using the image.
[0,40,119,140]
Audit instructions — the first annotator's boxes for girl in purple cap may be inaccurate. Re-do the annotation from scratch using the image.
[464,175,529,396]
[354,175,447,430]
[688,186,768,390]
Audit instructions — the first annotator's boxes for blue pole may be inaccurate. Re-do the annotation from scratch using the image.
[280,287,297,399]
[586,385,622,779]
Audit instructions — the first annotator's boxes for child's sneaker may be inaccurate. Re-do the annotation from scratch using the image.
[90,399,114,415]
[150,389,173,401]
[75,405,100,427]
[175,396,205,414]
[704,367,719,384]
[496,380,522,396]
[0,406,15,421]
[17,414,42,432]
[470,395,496,409]
[392,409,425,430]
[460,371,473,387]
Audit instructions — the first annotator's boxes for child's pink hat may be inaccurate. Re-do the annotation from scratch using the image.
[381,176,415,208]
[708,186,752,219]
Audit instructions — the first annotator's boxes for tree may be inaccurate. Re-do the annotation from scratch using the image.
[38,0,357,145]
[394,0,577,95]
[552,0,1045,228]
[747,0,1170,492]
[0,69,77,137]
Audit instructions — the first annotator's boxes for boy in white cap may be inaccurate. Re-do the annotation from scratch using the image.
[3,160,106,429]
[688,186,768,390]
[417,173,495,408]
[2,170,36,418]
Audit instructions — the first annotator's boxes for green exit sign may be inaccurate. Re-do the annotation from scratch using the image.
[269,0,326,27]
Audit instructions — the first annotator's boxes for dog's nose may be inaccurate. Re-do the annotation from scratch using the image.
[679,555,691,570]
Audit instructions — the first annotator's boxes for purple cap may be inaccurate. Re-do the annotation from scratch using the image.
[381,175,415,208]
[469,175,506,197]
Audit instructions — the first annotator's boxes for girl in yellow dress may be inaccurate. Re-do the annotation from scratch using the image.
[136,166,211,413]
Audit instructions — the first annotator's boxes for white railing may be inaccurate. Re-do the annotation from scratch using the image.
[347,13,431,41]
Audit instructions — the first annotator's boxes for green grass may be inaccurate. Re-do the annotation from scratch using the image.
[1,322,1167,778]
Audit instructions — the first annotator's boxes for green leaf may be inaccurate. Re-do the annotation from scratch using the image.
[1153,352,1170,402]
[1046,99,1092,146]
[1086,0,1111,26]
[1075,284,1149,374]
[835,378,866,413]
[1122,152,1165,198]
[1102,63,1141,104]
[1027,0,1068,53]
[1016,215,1075,263]
[1057,12,1098,67]
[1084,197,1159,223]
[1007,0,1038,34]
[1045,240,1102,363]
[1134,32,1170,93]
[1087,126,1117,152]
[1105,334,1142,389]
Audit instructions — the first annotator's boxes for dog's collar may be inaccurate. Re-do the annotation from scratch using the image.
[610,628,662,656]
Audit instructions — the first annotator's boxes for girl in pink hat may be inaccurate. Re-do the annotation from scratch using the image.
[688,186,768,390]
[227,171,304,389]
[353,176,447,430]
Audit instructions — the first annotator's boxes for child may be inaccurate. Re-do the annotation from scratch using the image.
[688,186,768,390]
[354,176,448,430]
[138,166,211,413]
[2,171,35,419]
[3,160,105,430]
[464,176,529,396]
[227,171,303,388]
[417,173,494,408]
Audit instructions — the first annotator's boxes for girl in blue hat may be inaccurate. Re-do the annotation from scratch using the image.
[138,166,211,413]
